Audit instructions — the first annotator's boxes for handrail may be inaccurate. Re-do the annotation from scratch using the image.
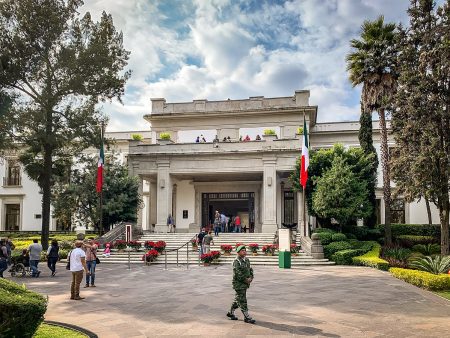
[98,223,126,246]
[163,234,198,270]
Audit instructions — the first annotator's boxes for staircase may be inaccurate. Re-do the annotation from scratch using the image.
[97,232,333,266]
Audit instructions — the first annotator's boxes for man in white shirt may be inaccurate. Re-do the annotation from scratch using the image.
[70,240,90,300]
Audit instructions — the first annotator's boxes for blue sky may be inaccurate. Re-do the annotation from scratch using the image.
[82,0,444,132]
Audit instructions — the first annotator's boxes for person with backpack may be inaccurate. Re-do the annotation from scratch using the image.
[47,240,59,277]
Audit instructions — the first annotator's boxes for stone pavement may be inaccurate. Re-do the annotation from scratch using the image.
[9,263,450,337]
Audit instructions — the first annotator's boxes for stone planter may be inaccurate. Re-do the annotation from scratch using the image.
[157,138,174,145]
[263,134,277,142]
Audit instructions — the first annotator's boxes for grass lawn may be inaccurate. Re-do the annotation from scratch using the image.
[434,290,450,301]
[34,323,87,338]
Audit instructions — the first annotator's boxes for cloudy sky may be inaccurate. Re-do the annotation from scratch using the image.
[81,0,441,132]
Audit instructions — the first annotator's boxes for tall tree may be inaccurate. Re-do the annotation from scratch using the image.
[358,104,379,227]
[392,0,449,255]
[312,156,372,231]
[0,0,130,249]
[53,154,141,232]
[346,16,398,245]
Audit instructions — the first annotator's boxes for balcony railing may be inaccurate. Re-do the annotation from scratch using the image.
[3,176,21,186]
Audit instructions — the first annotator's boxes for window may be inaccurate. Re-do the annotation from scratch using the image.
[391,199,405,224]
[4,159,21,186]
[283,191,295,224]
[5,204,20,231]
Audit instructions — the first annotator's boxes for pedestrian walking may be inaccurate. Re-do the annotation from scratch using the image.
[227,245,256,323]
[47,240,59,277]
[69,240,90,300]
[167,214,174,233]
[202,231,214,253]
[27,239,42,278]
[0,240,8,278]
[5,237,14,266]
[84,238,98,288]
[234,215,241,233]
[214,210,221,236]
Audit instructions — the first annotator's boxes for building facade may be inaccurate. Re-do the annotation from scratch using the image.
[128,90,441,234]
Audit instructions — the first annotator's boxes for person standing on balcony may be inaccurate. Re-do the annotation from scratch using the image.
[227,245,256,324]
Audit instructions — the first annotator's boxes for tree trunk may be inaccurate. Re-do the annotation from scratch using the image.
[378,109,392,245]
[41,146,52,250]
[425,197,432,225]
[439,199,449,256]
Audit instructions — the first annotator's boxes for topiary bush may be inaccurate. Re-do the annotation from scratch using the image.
[324,241,352,258]
[331,249,364,265]
[316,232,333,245]
[352,243,389,271]
[331,233,347,242]
[0,279,47,337]
[389,267,450,290]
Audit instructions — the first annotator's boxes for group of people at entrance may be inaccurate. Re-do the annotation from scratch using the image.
[213,210,247,235]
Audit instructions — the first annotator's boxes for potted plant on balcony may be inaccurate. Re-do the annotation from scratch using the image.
[296,127,303,139]
[262,244,275,256]
[201,253,214,266]
[263,129,277,141]
[158,132,174,145]
[290,243,301,256]
[221,244,233,255]
[248,243,259,256]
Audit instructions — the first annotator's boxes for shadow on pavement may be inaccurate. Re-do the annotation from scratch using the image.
[255,320,341,337]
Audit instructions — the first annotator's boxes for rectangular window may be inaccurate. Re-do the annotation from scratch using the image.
[5,204,20,231]
[4,160,21,186]
[391,199,405,224]
[283,191,295,224]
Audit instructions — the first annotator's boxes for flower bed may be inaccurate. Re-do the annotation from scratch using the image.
[113,240,127,250]
[144,241,155,250]
[153,241,166,253]
[221,244,233,254]
[211,250,221,263]
[248,243,259,255]
[128,240,142,251]
[389,267,450,290]
[201,253,214,264]
[352,243,389,271]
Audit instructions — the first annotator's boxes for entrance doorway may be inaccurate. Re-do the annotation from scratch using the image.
[202,192,255,232]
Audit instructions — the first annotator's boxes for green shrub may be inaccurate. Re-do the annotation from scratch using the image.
[377,223,440,239]
[58,249,69,260]
[343,226,382,241]
[331,249,364,265]
[390,267,450,290]
[412,244,441,256]
[297,127,303,135]
[0,279,47,337]
[331,233,347,242]
[58,240,73,250]
[313,228,335,234]
[396,235,435,248]
[131,133,143,141]
[324,241,352,258]
[410,255,450,274]
[316,232,333,245]
[383,246,411,261]
[344,233,357,239]
[352,243,389,271]
[159,132,171,140]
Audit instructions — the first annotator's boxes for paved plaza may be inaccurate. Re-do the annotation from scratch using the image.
[11,263,450,337]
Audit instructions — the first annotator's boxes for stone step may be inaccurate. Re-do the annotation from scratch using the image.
[92,260,335,266]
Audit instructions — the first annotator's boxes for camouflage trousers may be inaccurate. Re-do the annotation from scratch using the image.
[231,288,248,312]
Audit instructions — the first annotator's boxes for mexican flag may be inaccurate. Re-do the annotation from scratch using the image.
[96,141,104,193]
[300,119,309,188]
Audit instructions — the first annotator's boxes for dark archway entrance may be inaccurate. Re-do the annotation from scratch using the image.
[201,192,255,232]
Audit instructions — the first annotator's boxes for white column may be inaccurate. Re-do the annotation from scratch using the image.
[261,157,278,233]
[136,176,143,230]
[149,181,157,231]
[155,160,171,233]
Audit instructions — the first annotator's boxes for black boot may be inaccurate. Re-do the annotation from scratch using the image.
[242,310,256,324]
[227,308,238,320]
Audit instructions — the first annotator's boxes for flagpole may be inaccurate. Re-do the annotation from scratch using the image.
[99,121,104,236]
[302,112,306,237]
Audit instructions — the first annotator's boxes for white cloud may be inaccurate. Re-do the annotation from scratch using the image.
[79,0,424,131]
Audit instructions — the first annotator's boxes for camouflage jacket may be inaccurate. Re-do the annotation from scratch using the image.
[232,256,254,290]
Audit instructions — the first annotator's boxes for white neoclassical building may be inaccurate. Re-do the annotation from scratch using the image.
[128,90,441,235]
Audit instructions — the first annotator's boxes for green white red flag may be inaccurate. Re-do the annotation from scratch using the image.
[96,141,104,193]
[300,119,309,188]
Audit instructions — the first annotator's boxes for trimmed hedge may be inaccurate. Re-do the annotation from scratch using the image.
[352,243,389,271]
[316,232,333,245]
[390,267,450,290]
[396,235,436,248]
[331,249,364,265]
[324,241,352,258]
[331,233,347,242]
[377,223,441,239]
[313,228,335,234]
[342,225,382,241]
[0,279,47,337]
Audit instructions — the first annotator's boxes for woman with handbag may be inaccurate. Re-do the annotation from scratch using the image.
[84,238,98,288]
[47,240,59,277]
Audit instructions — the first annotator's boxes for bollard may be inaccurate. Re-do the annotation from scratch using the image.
[164,249,167,270]
[127,249,131,270]
[177,250,179,267]
[187,244,189,270]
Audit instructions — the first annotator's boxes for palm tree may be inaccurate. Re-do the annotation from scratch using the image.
[346,16,398,245]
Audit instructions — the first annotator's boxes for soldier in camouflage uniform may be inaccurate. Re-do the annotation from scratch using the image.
[226,245,256,324]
